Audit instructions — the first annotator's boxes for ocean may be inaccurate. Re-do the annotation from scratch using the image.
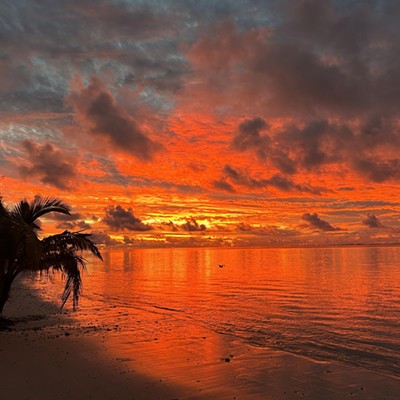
[38,245,400,379]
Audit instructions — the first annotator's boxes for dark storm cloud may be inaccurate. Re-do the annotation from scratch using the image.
[231,118,351,175]
[18,140,77,190]
[0,1,178,56]
[362,214,383,229]
[69,78,162,161]
[352,158,400,183]
[302,213,339,231]
[0,0,187,114]
[103,205,152,231]
[70,1,177,40]
[181,218,206,232]
[278,120,351,170]
[230,116,400,183]
[190,1,400,117]
[232,117,271,160]
[188,1,400,183]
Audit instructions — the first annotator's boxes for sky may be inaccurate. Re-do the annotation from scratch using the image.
[1,0,400,248]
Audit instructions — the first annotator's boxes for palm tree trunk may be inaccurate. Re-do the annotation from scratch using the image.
[0,272,16,317]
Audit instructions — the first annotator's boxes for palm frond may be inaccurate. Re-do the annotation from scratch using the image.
[0,198,9,217]
[60,255,85,309]
[42,231,103,261]
[39,231,102,308]
[12,196,71,225]
[0,196,103,314]
[39,251,86,309]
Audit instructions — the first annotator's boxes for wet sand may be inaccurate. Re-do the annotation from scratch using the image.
[1,279,399,400]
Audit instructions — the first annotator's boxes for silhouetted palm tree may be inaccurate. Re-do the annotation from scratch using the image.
[0,196,102,317]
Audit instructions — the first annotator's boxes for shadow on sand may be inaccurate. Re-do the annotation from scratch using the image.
[0,278,207,400]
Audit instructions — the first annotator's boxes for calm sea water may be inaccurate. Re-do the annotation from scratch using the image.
[43,246,400,378]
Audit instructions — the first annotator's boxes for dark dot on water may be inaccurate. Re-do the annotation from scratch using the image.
[224,358,231,362]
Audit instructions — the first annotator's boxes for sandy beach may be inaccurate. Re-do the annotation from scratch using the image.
[1,278,399,400]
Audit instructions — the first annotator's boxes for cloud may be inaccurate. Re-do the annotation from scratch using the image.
[91,232,120,246]
[68,77,162,161]
[48,210,92,230]
[186,3,400,183]
[160,221,179,232]
[18,140,77,190]
[103,205,152,231]
[70,1,177,41]
[212,179,236,193]
[234,223,301,239]
[362,214,383,229]
[181,217,206,232]
[217,164,326,194]
[231,118,350,173]
[0,1,184,110]
[123,235,134,245]
[223,165,263,188]
[266,174,324,194]
[56,220,92,230]
[159,219,207,232]
[352,158,400,183]
[302,213,339,231]
[236,222,253,232]
[48,212,83,221]
[188,3,400,118]
[229,116,400,183]
[232,117,271,160]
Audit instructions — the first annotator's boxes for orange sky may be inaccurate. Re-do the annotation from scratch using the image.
[2,1,400,247]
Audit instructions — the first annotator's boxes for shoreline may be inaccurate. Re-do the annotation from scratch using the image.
[1,278,399,400]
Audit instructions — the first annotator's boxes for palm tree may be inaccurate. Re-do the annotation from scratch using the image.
[0,196,102,317]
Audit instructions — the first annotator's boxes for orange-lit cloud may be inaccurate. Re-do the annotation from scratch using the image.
[1,0,400,247]
[18,140,77,190]
[68,77,162,161]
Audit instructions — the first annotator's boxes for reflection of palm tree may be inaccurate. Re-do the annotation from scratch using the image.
[0,197,102,317]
